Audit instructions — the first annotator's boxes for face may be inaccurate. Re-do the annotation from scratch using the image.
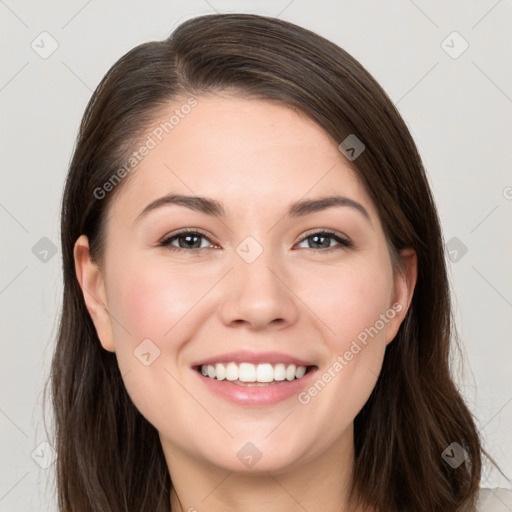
[75,95,416,476]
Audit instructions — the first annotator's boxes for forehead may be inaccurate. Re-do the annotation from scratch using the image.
[108,95,379,223]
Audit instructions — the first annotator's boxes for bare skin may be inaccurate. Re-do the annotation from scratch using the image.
[74,94,416,512]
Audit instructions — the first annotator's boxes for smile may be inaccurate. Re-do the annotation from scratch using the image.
[197,362,313,384]
[193,362,318,405]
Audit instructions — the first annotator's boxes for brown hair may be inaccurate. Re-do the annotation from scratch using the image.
[46,13,506,511]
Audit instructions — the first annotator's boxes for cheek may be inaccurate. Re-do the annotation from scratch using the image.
[103,262,212,424]
[314,273,391,413]
[313,262,394,349]
[106,253,213,336]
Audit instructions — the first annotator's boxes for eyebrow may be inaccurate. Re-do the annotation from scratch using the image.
[135,193,371,223]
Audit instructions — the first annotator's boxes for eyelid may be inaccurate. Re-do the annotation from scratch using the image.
[159,227,217,247]
[295,229,352,252]
[159,227,352,252]
[296,228,350,245]
[160,227,211,241]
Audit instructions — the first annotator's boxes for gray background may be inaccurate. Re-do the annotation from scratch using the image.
[1,1,511,510]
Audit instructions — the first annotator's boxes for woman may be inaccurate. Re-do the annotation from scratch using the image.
[48,13,509,512]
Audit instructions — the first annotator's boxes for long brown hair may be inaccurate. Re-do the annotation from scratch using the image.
[45,13,505,511]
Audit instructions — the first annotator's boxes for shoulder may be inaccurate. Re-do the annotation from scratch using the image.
[476,487,512,511]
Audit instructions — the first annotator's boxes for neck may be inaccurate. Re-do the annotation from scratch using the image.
[161,424,369,512]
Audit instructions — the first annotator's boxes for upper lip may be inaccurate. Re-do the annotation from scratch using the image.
[191,350,317,368]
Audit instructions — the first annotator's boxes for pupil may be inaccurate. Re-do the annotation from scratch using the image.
[177,234,331,250]
[311,235,329,249]
[181,235,201,248]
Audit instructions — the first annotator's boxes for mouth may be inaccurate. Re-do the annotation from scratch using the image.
[193,362,318,386]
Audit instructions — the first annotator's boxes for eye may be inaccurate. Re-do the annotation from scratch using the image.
[295,230,352,252]
[159,228,352,253]
[159,229,217,251]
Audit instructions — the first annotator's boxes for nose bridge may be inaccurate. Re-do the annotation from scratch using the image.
[217,235,299,329]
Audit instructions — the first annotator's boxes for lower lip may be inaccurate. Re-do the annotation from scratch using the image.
[193,367,318,406]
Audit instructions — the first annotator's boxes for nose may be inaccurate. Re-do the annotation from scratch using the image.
[217,248,300,331]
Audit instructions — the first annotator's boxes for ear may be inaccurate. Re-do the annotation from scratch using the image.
[73,235,115,352]
[385,248,417,345]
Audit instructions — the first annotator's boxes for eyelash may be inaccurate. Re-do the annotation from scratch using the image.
[159,228,352,254]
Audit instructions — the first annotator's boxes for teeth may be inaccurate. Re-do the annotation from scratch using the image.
[199,362,309,382]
